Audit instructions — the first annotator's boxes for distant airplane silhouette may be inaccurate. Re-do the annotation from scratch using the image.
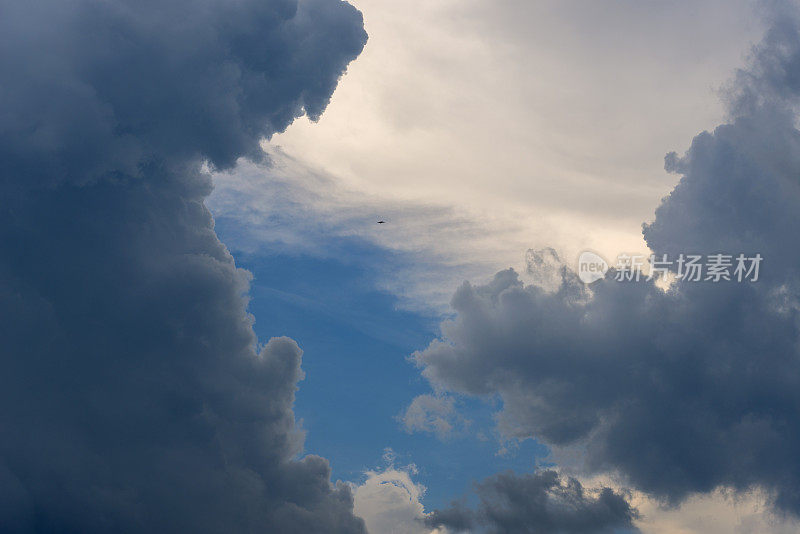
[377,220,386,224]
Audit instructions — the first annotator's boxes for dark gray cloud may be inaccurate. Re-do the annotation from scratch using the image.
[414,0,800,517]
[426,470,639,534]
[0,0,366,187]
[0,0,366,531]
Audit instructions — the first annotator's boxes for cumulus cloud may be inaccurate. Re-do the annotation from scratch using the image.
[525,248,567,292]
[426,470,639,534]
[0,0,367,531]
[398,394,469,441]
[353,464,439,534]
[629,486,800,534]
[413,0,800,518]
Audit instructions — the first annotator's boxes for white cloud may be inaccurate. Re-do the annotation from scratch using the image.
[398,394,469,440]
[212,1,767,309]
[209,151,536,311]
[353,465,445,534]
[563,472,800,534]
[266,0,763,270]
[632,489,800,534]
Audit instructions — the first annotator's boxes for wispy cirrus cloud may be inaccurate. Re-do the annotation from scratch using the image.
[210,148,538,311]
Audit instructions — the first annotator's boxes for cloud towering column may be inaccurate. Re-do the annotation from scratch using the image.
[0,0,367,531]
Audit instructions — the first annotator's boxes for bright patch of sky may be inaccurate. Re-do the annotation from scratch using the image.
[262,0,761,291]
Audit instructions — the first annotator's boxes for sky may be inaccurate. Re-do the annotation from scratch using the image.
[251,0,764,305]
[5,1,800,533]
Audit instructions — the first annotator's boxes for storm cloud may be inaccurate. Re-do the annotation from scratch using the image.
[425,471,639,534]
[414,0,800,517]
[0,0,367,531]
